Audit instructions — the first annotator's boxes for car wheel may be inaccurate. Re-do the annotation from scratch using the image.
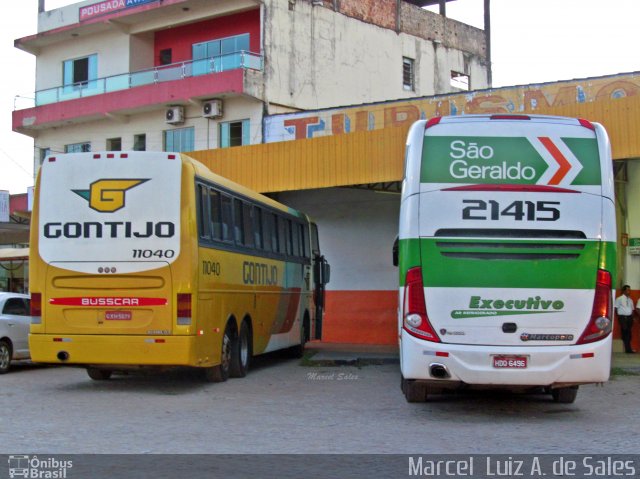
[204,323,233,383]
[552,386,579,404]
[87,368,112,380]
[230,321,251,378]
[0,339,12,374]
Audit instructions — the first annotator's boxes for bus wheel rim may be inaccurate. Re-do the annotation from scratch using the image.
[240,333,249,366]
[221,334,231,371]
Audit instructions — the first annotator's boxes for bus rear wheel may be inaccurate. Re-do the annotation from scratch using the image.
[204,324,233,383]
[87,368,112,380]
[551,386,579,404]
[230,320,251,378]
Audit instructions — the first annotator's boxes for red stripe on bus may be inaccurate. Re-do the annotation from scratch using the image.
[49,297,167,307]
[443,184,578,193]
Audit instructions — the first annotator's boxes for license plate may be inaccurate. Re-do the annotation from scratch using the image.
[105,311,132,321]
[492,355,527,369]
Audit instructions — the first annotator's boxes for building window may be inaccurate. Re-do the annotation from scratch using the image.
[65,142,91,153]
[38,148,50,166]
[451,71,470,91]
[63,54,97,88]
[106,138,122,151]
[219,119,250,148]
[133,134,146,151]
[164,127,194,153]
[403,57,415,91]
[159,48,172,66]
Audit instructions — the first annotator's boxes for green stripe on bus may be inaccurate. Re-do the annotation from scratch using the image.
[399,238,614,289]
[563,138,602,185]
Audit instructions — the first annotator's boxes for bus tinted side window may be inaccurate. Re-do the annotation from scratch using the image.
[243,202,254,248]
[221,194,233,242]
[268,212,279,253]
[196,179,312,261]
[209,189,222,240]
[253,206,263,249]
[277,216,287,255]
[198,184,210,239]
[233,199,244,245]
[300,223,309,258]
[311,223,320,257]
[292,221,301,257]
[284,219,293,256]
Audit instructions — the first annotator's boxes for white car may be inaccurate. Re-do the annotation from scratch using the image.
[0,293,32,374]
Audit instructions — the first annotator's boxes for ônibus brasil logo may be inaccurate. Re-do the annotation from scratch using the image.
[72,178,149,213]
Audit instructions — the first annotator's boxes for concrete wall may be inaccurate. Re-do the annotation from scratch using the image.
[279,187,400,344]
[129,33,155,72]
[263,0,489,111]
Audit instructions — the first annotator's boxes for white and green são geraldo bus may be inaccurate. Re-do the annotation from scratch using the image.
[397,114,616,403]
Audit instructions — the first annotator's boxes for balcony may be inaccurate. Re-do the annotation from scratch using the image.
[36,51,262,107]
[13,51,263,133]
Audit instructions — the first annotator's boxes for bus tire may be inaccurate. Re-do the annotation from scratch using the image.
[87,368,112,380]
[403,378,428,403]
[204,323,233,383]
[230,320,251,378]
[551,386,579,404]
[0,339,13,374]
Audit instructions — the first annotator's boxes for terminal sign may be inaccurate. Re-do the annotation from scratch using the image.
[629,238,640,255]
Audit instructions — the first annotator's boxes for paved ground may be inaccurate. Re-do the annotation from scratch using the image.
[1,346,639,456]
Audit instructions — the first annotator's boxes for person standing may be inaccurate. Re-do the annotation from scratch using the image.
[615,285,636,354]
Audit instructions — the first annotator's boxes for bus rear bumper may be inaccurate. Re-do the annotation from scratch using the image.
[400,331,612,387]
[29,333,197,367]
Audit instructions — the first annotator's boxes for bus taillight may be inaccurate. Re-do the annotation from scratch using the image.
[578,118,596,130]
[425,117,442,129]
[402,267,440,342]
[177,294,192,325]
[31,292,42,321]
[577,269,613,344]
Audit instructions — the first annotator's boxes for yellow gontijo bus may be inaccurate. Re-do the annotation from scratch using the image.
[29,151,329,381]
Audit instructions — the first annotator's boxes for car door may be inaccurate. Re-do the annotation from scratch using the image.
[1,297,31,356]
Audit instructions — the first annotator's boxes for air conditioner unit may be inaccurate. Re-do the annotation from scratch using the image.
[165,106,184,124]
[202,99,223,119]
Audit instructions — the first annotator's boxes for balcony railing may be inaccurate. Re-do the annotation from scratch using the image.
[34,51,263,107]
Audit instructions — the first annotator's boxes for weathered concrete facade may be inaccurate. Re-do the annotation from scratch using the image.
[262,0,488,110]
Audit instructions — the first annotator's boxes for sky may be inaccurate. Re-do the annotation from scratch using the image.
[1,0,639,194]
